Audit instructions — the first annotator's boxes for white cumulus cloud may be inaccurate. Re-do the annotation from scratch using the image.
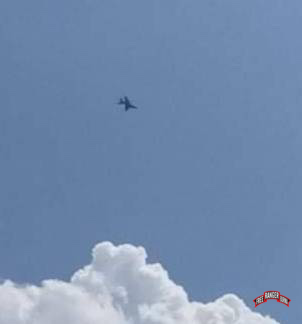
[0,242,280,324]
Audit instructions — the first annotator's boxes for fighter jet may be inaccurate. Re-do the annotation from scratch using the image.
[117,96,138,111]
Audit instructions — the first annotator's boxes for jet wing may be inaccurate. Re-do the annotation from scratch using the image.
[124,96,130,105]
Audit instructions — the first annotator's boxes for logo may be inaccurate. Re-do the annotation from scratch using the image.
[253,291,291,307]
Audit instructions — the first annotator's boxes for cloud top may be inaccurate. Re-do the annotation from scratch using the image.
[0,241,280,324]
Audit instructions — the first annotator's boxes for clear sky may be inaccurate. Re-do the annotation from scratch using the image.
[0,0,301,323]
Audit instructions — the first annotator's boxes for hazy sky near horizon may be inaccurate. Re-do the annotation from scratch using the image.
[1,1,301,323]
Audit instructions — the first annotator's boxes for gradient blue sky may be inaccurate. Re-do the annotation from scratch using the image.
[1,1,301,323]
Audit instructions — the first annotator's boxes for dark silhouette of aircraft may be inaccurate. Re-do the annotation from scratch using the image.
[117,96,138,111]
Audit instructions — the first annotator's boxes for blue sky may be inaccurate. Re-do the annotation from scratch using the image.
[0,0,301,323]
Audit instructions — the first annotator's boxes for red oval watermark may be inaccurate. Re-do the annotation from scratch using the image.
[253,291,291,307]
